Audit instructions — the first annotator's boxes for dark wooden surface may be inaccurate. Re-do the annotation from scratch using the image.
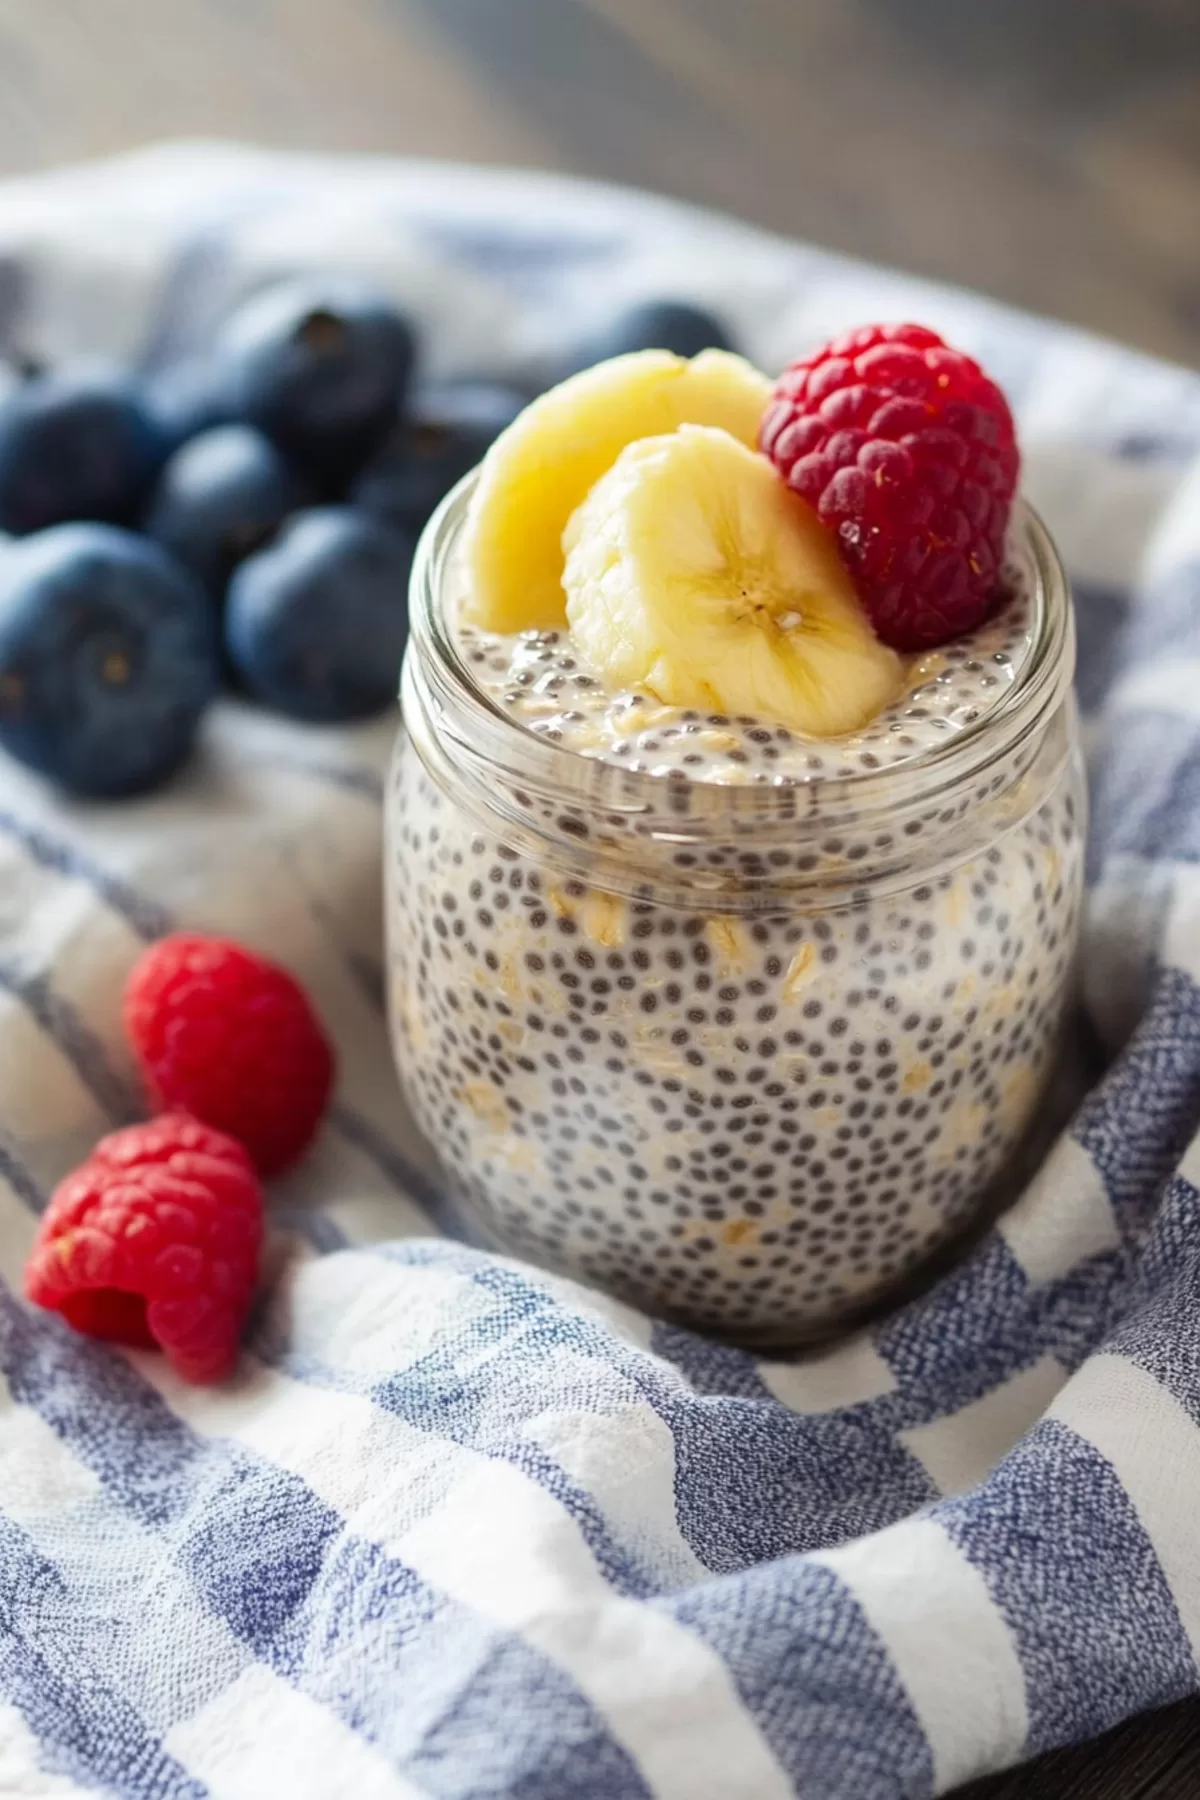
[959,1698,1200,1800]
[1,4,1198,1795]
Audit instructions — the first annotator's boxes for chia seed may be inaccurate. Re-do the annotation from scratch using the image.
[387,546,1084,1342]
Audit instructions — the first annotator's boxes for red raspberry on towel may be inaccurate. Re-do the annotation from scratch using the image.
[760,323,1019,650]
[124,933,335,1176]
[24,1113,263,1383]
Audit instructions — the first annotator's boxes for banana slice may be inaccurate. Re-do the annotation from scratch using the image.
[461,349,772,632]
[563,425,902,738]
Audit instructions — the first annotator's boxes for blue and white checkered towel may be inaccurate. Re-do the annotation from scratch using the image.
[0,143,1198,1800]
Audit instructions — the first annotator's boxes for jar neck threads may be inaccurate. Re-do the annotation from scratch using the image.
[403,479,1076,913]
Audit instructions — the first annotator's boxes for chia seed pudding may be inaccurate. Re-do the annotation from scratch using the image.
[388,487,1085,1342]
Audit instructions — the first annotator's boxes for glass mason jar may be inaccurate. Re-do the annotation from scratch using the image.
[387,479,1085,1344]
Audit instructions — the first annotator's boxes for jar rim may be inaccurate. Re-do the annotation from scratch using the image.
[406,470,1074,835]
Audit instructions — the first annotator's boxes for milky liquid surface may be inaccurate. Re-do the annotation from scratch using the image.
[456,562,1033,787]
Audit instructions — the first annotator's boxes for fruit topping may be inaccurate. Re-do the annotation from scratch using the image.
[461,348,773,633]
[760,323,1018,651]
[563,424,901,738]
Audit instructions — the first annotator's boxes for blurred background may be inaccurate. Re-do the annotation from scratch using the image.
[0,0,1198,365]
[0,0,1194,365]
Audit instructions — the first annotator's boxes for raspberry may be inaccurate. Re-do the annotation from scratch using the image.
[123,934,335,1176]
[760,323,1019,650]
[24,1113,263,1383]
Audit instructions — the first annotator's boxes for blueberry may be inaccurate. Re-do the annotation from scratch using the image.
[352,381,523,536]
[142,356,232,453]
[226,508,413,722]
[558,300,735,378]
[144,425,300,602]
[0,524,220,796]
[212,281,415,479]
[0,362,168,535]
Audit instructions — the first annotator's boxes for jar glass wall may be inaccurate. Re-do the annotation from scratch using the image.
[387,479,1085,1343]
